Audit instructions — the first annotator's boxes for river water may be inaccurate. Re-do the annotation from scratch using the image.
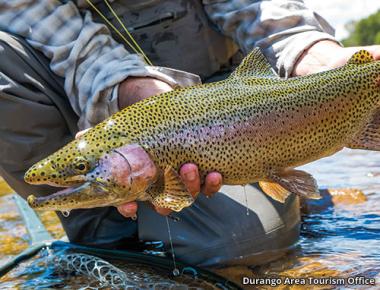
[0,148,379,289]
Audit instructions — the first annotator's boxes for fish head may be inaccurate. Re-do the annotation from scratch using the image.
[26,144,159,211]
[24,137,99,187]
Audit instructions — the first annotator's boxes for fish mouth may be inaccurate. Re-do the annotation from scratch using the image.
[25,174,86,187]
[54,175,87,187]
[27,181,120,211]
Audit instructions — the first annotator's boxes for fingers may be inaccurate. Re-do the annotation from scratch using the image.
[367,45,380,60]
[180,163,200,197]
[180,163,222,197]
[117,201,171,219]
[202,171,222,197]
[344,45,380,63]
[153,206,172,216]
[117,202,138,219]
[120,164,222,218]
[75,128,91,139]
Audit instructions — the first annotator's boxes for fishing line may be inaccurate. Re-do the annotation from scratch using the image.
[85,0,153,65]
[165,216,180,276]
[102,0,153,66]
[243,185,249,216]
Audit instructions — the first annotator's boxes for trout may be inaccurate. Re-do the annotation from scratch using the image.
[25,49,380,212]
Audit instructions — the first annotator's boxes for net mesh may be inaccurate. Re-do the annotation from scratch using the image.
[53,253,129,288]
[50,251,222,289]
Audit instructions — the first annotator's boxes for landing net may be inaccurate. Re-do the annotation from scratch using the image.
[46,242,240,289]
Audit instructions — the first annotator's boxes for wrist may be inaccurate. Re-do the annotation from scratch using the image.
[292,40,343,77]
[118,77,173,109]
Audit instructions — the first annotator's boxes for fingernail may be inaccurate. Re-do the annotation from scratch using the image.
[184,170,197,181]
[211,179,221,186]
[123,204,136,211]
[119,205,136,216]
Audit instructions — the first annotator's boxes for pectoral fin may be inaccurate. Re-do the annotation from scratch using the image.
[259,181,291,203]
[260,169,321,203]
[151,166,194,212]
[349,108,380,151]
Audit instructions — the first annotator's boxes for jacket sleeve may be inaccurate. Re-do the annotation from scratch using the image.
[0,0,184,129]
[203,0,341,78]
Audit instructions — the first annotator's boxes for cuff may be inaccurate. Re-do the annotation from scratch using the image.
[276,31,342,78]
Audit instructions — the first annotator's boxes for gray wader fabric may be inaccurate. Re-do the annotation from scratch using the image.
[0,31,300,267]
[139,186,300,267]
[90,0,242,80]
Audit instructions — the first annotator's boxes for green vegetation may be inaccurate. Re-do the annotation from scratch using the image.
[342,9,380,46]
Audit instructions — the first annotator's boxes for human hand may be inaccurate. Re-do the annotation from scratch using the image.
[117,164,222,217]
[77,77,223,218]
[118,77,173,109]
[292,40,380,77]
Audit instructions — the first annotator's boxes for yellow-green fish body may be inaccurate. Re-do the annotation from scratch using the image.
[25,49,380,211]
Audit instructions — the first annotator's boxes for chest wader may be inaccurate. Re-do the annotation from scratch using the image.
[0,0,301,267]
[89,0,242,81]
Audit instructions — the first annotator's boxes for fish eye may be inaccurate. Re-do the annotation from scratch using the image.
[76,163,87,171]
[73,157,90,173]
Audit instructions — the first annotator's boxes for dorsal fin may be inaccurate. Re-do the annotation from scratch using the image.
[347,50,374,65]
[229,48,278,79]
